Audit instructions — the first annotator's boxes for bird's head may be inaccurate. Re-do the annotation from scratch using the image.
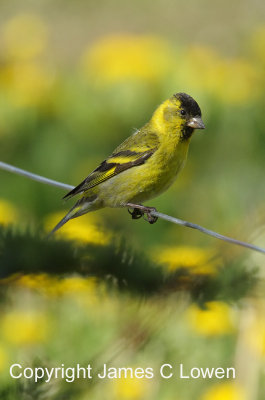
[152,92,205,140]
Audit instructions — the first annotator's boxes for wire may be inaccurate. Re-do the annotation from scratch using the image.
[0,161,73,191]
[150,211,265,254]
[0,160,264,255]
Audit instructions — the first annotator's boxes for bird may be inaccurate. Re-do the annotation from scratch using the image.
[49,92,205,236]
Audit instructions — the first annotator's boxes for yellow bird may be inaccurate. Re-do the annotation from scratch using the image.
[49,93,205,236]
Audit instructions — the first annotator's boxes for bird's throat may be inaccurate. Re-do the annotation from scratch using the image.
[181,126,194,141]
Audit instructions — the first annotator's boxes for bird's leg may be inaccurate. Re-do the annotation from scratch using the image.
[126,203,158,224]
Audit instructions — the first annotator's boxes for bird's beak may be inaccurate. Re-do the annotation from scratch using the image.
[187,117,205,130]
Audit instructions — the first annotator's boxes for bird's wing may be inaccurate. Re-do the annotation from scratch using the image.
[63,130,159,200]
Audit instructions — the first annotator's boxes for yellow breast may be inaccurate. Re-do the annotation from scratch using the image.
[97,137,190,207]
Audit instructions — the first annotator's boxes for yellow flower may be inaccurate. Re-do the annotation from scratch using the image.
[187,301,235,336]
[0,15,53,109]
[13,274,60,297]
[14,273,53,291]
[200,383,246,400]
[222,59,259,103]
[113,377,150,400]
[45,211,111,245]
[155,246,218,275]
[2,14,48,61]
[0,62,54,107]
[176,45,259,104]
[56,276,98,297]
[82,34,172,84]
[2,311,49,345]
[13,274,100,304]
[0,199,18,226]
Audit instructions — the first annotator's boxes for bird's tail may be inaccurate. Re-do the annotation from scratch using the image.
[47,206,76,239]
[47,194,98,239]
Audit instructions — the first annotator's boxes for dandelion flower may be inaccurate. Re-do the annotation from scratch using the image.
[187,301,235,336]
[200,383,246,400]
[2,311,49,345]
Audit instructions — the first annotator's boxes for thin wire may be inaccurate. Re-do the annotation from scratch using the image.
[0,160,264,255]
[0,161,73,191]
[150,211,265,254]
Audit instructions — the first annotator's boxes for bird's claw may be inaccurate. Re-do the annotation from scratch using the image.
[143,210,158,224]
[128,206,158,224]
[128,208,143,219]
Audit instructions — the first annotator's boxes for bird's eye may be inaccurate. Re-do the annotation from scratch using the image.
[180,109,186,116]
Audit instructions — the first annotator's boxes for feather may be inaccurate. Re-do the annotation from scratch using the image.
[63,148,156,200]
[47,195,97,238]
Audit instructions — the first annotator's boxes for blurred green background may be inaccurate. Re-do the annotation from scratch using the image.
[0,1,265,399]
